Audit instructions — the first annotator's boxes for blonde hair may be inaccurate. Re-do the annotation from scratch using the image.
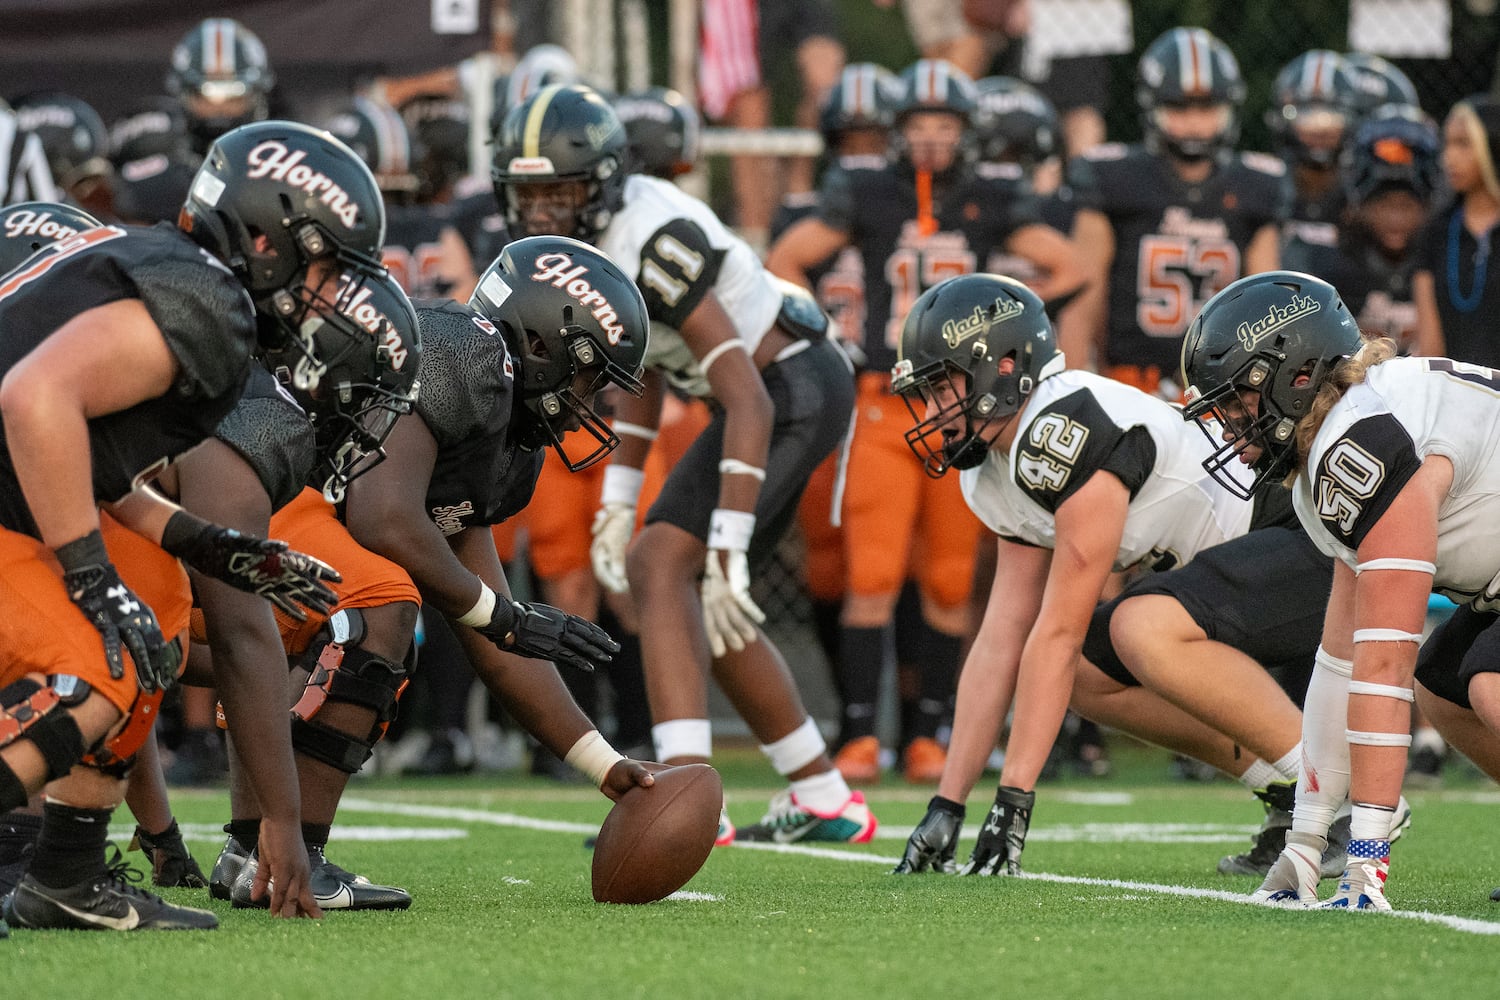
[1449,101,1500,203]
[1287,338,1400,484]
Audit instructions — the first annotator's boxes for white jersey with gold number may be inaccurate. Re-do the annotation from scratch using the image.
[1293,356,1500,602]
[596,174,782,397]
[960,370,1254,571]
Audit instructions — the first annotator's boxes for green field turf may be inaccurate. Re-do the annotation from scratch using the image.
[12,746,1500,1000]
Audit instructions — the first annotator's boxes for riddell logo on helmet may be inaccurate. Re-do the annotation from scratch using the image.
[1236,294,1320,351]
[942,297,1023,348]
[246,141,361,228]
[531,252,626,344]
[3,209,84,242]
[339,279,409,370]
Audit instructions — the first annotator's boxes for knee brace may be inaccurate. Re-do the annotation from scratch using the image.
[291,624,414,774]
[46,672,164,779]
[0,679,88,810]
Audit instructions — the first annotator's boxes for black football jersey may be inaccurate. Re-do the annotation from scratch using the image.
[0,223,256,536]
[384,202,457,299]
[1283,181,1346,257]
[1289,236,1417,351]
[449,182,508,274]
[986,187,1078,288]
[818,161,1042,374]
[1067,144,1291,373]
[412,298,543,534]
[213,366,317,513]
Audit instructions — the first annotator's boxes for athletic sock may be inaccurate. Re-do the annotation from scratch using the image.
[301,822,332,852]
[837,625,886,743]
[28,801,111,888]
[912,623,961,741]
[790,769,852,814]
[227,818,261,855]
[1238,758,1277,790]
[1270,742,1301,782]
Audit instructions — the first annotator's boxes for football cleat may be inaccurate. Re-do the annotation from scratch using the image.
[833,736,881,784]
[132,822,208,889]
[232,845,413,910]
[1321,838,1391,911]
[734,789,877,844]
[892,798,963,874]
[1250,834,1323,908]
[0,813,40,898]
[209,834,250,901]
[902,737,947,785]
[715,809,736,848]
[3,849,218,931]
[1218,805,1291,876]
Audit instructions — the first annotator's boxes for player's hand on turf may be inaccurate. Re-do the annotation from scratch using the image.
[590,503,635,594]
[893,797,964,874]
[161,513,341,622]
[57,530,180,692]
[477,599,619,672]
[956,786,1034,876]
[255,817,322,919]
[601,759,667,802]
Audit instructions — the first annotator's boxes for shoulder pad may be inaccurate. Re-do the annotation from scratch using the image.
[1013,388,1127,513]
[636,218,726,328]
[1238,151,1288,177]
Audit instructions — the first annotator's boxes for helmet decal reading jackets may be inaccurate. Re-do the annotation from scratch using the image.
[530,252,627,345]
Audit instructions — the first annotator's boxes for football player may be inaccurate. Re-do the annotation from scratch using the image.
[0,120,384,932]
[767,60,1083,785]
[327,96,477,301]
[166,17,275,157]
[615,88,702,182]
[214,236,662,907]
[1063,27,1286,394]
[1180,270,1500,909]
[1344,53,1421,119]
[1295,108,1440,353]
[886,274,1260,876]
[10,92,113,219]
[108,98,199,226]
[1267,51,1363,261]
[496,85,874,844]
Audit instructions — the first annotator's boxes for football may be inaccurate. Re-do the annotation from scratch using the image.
[591,763,723,904]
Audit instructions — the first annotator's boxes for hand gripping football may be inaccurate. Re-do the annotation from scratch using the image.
[591,763,723,903]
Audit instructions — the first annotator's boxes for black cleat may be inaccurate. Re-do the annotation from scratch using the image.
[3,849,218,931]
[1219,782,1294,876]
[209,835,250,901]
[232,845,412,911]
[132,822,208,889]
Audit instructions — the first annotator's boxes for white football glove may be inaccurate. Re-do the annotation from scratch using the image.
[590,503,635,594]
[701,547,765,658]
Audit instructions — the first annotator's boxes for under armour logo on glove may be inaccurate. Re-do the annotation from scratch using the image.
[160,512,341,622]
[63,562,180,693]
[107,584,142,617]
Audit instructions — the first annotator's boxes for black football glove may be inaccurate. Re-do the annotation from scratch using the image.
[476,599,619,673]
[57,530,181,693]
[893,796,965,874]
[132,820,208,889]
[957,785,1034,877]
[161,512,340,622]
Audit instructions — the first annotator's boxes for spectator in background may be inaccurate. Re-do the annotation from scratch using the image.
[880,0,1027,81]
[1414,96,1500,366]
[1017,0,1131,157]
[700,0,846,253]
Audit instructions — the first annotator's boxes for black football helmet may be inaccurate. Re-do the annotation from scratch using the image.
[499,44,581,121]
[1267,51,1362,169]
[399,94,469,202]
[166,17,275,150]
[325,96,420,198]
[1137,27,1246,161]
[819,63,902,144]
[891,273,1063,477]
[266,264,422,502]
[491,84,627,242]
[109,97,194,166]
[0,201,101,275]
[613,87,701,179]
[1181,271,1361,499]
[12,92,111,191]
[1346,105,1441,206]
[892,59,978,173]
[1343,53,1420,118]
[180,120,387,374]
[468,235,648,471]
[974,76,1059,168]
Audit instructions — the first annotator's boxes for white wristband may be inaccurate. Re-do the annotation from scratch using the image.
[458,582,497,627]
[708,509,756,552]
[564,729,626,788]
[718,458,767,481]
[600,465,646,507]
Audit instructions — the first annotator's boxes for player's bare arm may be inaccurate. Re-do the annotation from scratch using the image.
[764,216,851,291]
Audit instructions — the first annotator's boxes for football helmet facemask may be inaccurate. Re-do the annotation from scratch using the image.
[468,235,648,471]
[892,273,1063,477]
[1180,270,1361,499]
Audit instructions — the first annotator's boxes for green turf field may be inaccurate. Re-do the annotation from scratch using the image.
[13,745,1500,1000]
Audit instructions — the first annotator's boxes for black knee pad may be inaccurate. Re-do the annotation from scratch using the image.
[291,640,414,774]
[0,679,88,801]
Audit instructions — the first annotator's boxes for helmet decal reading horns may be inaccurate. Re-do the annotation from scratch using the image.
[530,252,626,344]
[246,140,360,227]
[336,275,410,371]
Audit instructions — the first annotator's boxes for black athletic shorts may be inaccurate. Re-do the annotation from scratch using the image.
[759,0,840,70]
[645,336,854,571]
[1083,525,1333,700]
[1414,602,1500,710]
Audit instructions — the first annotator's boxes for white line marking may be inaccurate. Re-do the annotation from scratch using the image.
[871,822,1254,845]
[114,822,471,843]
[334,797,1500,937]
[503,876,532,885]
[667,891,722,901]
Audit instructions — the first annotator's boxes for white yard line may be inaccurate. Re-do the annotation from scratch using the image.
[335,796,1500,937]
